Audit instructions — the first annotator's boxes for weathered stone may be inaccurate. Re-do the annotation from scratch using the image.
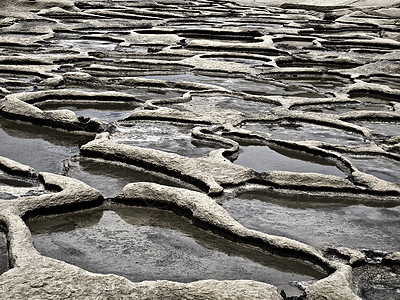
[0,208,283,299]
[326,247,367,266]
[0,156,36,177]
[0,0,399,298]
[116,182,332,269]
[384,251,400,265]
[116,182,364,299]
[306,264,361,300]
[0,90,142,133]
[80,135,256,195]
[12,172,103,217]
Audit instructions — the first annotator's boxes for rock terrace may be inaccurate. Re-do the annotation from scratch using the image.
[0,0,399,299]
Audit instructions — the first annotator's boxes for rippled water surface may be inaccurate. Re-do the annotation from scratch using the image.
[0,117,91,174]
[242,122,367,146]
[0,170,49,200]
[161,94,276,114]
[68,157,193,198]
[234,145,346,177]
[1,1,400,298]
[223,191,400,251]
[347,155,400,184]
[27,205,326,296]
[37,102,140,123]
[111,121,219,158]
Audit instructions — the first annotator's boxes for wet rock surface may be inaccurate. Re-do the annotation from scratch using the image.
[0,0,399,299]
[0,117,92,174]
[27,205,324,297]
[66,156,192,198]
[111,121,220,158]
[0,170,50,200]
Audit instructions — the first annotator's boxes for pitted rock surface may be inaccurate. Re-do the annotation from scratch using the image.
[0,0,400,299]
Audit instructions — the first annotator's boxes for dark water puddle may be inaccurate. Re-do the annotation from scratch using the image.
[292,101,393,114]
[360,76,400,90]
[144,73,321,97]
[309,28,379,37]
[0,231,8,275]
[242,122,367,146]
[349,90,400,103]
[110,88,183,102]
[57,87,183,103]
[357,122,400,137]
[167,22,219,29]
[276,59,360,70]
[353,264,400,300]
[162,94,276,114]
[233,145,346,177]
[0,172,33,188]
[320,40,395,51]
[349,97,396,112]
[0,72,45,94]
[36,102,140,123]
[115,44,149,53]
[67,157,193,198]
[50,33,118,52]
[1,73,42,84]
[223,21,285,29]
[0,117,92,174]
[27,205,326,295]
[222,191,400,251]
[199,95,276,113]
[183,36,261,44]
[346,155,400,184]
[0,170,49,200]
[201,56,268,67]
[0,33,47,39]
[273,39,315,50]
[278,76,349,94]
[111,121,219,158]
[175,31,262,44]
[84,63,192,78]
[0,45,45,57]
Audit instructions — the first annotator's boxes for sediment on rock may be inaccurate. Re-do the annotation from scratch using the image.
[115,182,336,273]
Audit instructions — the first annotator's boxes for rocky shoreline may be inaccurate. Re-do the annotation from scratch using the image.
[1,0,399,299]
